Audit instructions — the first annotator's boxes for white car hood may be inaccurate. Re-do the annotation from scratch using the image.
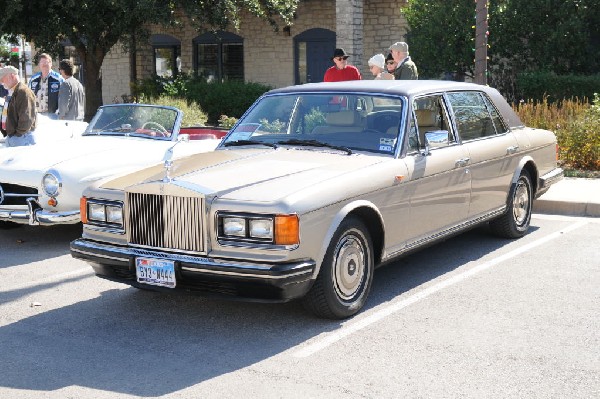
[0,136,213,176]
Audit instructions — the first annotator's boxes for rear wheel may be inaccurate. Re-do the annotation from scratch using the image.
[490,170,533,238]
[302,217,374,319]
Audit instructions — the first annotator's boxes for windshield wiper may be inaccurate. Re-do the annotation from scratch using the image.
[223,140,278,148]
[277,139,352,155]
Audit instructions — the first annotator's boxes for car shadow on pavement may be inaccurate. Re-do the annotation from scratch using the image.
[0,224,82,268]
[0,224,539,396]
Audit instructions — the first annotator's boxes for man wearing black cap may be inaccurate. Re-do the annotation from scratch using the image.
[323,48,362,82]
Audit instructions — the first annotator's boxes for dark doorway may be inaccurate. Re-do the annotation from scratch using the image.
[294,28,335,84]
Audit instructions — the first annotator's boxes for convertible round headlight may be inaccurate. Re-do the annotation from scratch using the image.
[42,172,61,197]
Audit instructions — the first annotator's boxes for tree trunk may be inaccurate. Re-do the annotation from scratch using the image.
[79,47,105,122]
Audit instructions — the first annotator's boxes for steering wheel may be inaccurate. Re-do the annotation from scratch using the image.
[141,121,169,137]
[368,111,401,131]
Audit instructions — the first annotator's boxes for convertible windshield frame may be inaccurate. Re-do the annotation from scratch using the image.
[221,91,408,156]
[83,104,183,140]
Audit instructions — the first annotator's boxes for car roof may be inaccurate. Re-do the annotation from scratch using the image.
[269,80,481,96]
[267,80,524,129]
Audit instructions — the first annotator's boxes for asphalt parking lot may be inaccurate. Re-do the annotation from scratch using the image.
[1,213,598,398]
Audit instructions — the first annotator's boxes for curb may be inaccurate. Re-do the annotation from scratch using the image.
[533,178,600,218]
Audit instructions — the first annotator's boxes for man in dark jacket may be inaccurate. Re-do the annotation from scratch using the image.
[28,53,63,118]
[0,66,37,146]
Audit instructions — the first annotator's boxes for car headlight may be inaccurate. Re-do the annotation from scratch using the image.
[249,219,273,239]
[82,197,124,228]
[223,217,247,237]
[42,171,61,197]
[106,205,123,224]
[218,213,298,245]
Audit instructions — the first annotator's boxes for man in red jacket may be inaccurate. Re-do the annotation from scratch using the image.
[323,48,362,82]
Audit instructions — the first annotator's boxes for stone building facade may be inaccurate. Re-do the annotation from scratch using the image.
[101,0,410,105]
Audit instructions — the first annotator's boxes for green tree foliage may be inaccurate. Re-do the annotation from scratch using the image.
[403,0,600,97]
[402,1,475,80]
[0,0,299,120]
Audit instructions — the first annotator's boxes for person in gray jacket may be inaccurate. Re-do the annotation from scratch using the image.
[389,42,418,80]
[57,59,85,121]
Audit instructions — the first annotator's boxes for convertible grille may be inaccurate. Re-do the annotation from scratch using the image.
[0,183,38,206]
[125,193,205,253]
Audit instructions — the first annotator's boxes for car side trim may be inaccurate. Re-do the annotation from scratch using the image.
[383,206,507,262]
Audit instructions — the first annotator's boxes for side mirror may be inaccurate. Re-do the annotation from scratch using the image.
[422,130,450,155]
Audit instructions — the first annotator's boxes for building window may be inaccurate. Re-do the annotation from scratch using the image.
[150,34,181,78]
[193,31,243,82]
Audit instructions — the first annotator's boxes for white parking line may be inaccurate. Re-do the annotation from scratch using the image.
[292,220,589,358]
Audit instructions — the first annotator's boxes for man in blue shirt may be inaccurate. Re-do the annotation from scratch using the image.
[28,53,63,119]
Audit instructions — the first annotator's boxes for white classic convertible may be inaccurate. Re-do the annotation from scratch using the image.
[0,104,222,228]
[0,113,89,146]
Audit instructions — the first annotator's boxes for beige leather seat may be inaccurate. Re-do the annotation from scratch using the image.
[415,109,440,144]
[311,110,364,135]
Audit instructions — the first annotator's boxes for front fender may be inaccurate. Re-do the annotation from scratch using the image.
[312,200,384,278]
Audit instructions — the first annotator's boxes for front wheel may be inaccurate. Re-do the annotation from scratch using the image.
[302,217,374,319]
[490,170,533,238]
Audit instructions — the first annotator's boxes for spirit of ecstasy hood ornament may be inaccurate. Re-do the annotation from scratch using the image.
[162,134,189,183]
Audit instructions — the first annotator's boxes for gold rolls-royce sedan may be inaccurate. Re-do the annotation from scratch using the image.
[71,80,563,319]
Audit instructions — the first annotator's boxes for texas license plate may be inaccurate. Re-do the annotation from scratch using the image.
[135,257,176,288]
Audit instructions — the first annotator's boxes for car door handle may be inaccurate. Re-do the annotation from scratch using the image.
[507,145,520,154]
[455,157,470,167]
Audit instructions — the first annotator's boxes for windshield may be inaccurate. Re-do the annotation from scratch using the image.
[223,93,405,155]
[84,105,179,139]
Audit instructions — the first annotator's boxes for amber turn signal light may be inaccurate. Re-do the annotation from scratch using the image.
[274,215,299,245]
[80,197,88,224]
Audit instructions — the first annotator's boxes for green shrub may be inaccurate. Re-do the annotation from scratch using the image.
[140,95,208,127]
[559,94,600,171]
[133,76,271,125]
[516,72,600,103]
[186,80,271,124]
[218,115,238,129]
[514,95,600,171]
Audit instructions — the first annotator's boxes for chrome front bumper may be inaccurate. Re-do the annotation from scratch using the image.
[70,238,317,302]
[0,198,80,226]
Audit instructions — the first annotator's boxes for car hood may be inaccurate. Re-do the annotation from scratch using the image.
[0,136,216,179]
[103,148,391,204]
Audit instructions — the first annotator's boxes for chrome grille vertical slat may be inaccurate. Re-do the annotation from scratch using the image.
[126,192,205,253]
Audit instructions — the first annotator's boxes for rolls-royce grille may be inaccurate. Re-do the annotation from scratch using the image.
[0,183,38,206]
[126,193,205,253]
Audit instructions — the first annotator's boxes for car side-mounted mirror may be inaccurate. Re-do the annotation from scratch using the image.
[422,130,450,156]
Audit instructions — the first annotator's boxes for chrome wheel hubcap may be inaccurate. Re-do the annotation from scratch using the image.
[333,235,366,301]
[513,180,530,226]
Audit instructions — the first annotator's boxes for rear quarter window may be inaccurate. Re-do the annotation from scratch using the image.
[447,92,503,141]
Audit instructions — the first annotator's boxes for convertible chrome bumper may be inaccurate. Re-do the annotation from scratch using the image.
[0,198,80,226]
[536,167,564,198]
[70,238,317,302]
